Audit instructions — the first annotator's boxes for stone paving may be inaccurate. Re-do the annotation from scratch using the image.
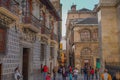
[51,74,100,80]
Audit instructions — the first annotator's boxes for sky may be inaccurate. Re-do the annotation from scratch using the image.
[60,0,99,36]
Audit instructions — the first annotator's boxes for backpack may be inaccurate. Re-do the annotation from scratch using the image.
[58,68,62,73]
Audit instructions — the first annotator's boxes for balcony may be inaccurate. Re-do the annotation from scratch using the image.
[41,26,50,35]
[0,0,19,23]
[22,13,41,32]
[51,33,58,42]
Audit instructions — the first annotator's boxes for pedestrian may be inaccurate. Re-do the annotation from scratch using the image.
[90,68,94,80]
[69,66,72,73]
[62,67,67,80]
[101,69,112,80]
[14,66,22,80]
[46,72,51,80]
[53,66,57,80]
[95,68,99,80]
[83,66,88,80]
[43,65,49,80]
[87,66,91,80]
[58,66,63,80]
[73,68,79,80]
[69,71,73,80]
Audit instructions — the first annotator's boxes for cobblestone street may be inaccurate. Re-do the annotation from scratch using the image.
[54,74,99,80]
[40,73,100,80]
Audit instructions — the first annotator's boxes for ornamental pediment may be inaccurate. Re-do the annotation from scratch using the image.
[20,28,36,43]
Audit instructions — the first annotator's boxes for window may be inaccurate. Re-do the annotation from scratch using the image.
[81,47,91,55]
[80,29,91,41]
[93,29,98,41]
[40,44,45,61]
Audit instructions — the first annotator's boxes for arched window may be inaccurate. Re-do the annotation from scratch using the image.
[81,47,91,55]
[93,29,98,41]
[80,29,91,41]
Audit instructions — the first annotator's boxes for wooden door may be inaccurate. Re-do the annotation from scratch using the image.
[22,48,29,80]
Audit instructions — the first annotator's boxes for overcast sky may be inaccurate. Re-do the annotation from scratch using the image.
[60,0,99,36]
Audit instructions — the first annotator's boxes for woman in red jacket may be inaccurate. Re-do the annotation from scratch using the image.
[90,68,94,80]
[43,65,48,80]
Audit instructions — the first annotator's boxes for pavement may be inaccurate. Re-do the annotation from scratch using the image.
[52,74,100,80]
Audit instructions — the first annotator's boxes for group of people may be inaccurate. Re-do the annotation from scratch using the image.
[82,65,99,80]
[41,65,79,80]
[55,66,79,80]
[82,65,112,80]
[13,65,113,80]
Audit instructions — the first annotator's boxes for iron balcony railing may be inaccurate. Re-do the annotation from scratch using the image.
[0,0,19,16]
[22,13,41,28]
[51,33,58,41]
[41,26,50,35]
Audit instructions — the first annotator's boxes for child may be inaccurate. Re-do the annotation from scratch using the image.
[46,73,51,80]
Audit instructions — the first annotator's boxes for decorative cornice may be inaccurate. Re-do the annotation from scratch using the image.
[40,0,61,21]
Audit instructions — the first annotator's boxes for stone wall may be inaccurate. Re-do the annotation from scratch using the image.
[0,27,20,80]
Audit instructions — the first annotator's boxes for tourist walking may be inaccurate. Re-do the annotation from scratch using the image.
[62,67,67,80]
[90,68,94,80]
[58,66,63,80]
[53,67,57,80]
[14,66,22,80]
[69,71,73,80]
[43,65,49,80]
[95,68,99,80]
[101,69,112,80]
[83,66,88,80]
[73,68,79,80]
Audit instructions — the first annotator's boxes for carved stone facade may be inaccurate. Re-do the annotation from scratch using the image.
[66,5,99,69]
[0,0,61,80]
[97,0,120,69]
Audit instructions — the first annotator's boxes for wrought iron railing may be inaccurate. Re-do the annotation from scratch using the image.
[51,33,58,41]
[41,26,50,35]
[22,13,41,28]
[105,62,120,79]
[0,0,19,16]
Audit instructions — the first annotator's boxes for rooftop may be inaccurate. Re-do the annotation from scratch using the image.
[76,17,98,24]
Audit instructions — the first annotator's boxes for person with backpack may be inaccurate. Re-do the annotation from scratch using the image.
[58,66,63,80]
[101,69,112,80]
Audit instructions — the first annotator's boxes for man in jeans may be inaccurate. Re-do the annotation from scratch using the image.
[83,67,88,80]
[73,68,79,80]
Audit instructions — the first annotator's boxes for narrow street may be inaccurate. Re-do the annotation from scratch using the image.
[0,0,120,80]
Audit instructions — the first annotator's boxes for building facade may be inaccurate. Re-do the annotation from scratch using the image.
[66,5,100,69]
[0,0,61,80]
[97,0,120,71]
[59,36,66,66]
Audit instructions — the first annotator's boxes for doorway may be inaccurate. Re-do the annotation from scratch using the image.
[22,48,30,80]
[0,64,2,80]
